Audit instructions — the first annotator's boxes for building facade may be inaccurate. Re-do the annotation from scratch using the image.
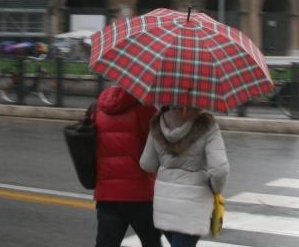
[0,0,49,39]
[1,0,299,55]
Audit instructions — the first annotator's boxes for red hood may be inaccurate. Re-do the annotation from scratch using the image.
[98,86,139,115]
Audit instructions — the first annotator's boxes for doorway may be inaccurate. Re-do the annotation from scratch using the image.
[262,0,291,55]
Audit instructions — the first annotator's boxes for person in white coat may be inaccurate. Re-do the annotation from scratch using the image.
[140,106,230,247]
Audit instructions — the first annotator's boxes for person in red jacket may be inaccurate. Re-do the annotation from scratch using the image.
[94,85,161,247]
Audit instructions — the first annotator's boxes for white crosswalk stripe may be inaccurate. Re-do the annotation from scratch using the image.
[224,211,299,237]
[122,177,299,247]
[266,178,299,189]
[226,192,299,209]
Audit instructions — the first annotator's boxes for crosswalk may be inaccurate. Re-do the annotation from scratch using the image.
[1,177,298,246]
[121,177,299,247]
[121,234,250,247]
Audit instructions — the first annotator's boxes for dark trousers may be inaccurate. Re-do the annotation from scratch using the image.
[163,231,200,247]
[95,201,162,247]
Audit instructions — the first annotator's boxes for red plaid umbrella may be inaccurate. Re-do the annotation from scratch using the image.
[89,8,274,112]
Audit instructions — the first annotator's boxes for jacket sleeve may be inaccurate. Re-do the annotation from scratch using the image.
[136,105,157,143]
[205,123,230,193]
[140,132,159,173]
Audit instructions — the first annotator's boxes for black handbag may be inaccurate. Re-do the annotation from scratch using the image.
[63,103,97,189]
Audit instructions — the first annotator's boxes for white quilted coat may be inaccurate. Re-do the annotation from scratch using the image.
[140,110,230,236]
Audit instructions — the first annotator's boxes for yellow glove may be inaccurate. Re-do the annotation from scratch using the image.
[211,193,225,238]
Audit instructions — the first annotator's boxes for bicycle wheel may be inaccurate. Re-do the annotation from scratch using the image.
[276,81,299,119]
[0,74,18,103]
[37,75,56,105]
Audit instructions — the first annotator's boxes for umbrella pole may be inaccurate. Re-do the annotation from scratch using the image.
[187,6,192,22]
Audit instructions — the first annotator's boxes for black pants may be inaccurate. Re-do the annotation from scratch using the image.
[95,201,162,247]
[163,231,200,247]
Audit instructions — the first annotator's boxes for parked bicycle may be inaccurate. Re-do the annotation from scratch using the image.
[271,68,299,120]
[0,54,56,105]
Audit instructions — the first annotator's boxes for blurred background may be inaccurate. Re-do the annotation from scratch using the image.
[1,0,299,57]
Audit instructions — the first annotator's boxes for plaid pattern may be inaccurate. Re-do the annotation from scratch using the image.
[89,8,274,113]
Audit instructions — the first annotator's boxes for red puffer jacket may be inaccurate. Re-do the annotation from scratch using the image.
[94,86,157,201]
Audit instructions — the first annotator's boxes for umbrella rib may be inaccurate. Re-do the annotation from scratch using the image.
[199,26,261,108]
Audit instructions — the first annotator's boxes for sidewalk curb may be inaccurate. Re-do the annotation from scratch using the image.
[0,105,84,121]
[216,116,299,135]
[1,105,299,134]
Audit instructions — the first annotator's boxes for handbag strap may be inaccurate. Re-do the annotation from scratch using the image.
[85,102,97,122]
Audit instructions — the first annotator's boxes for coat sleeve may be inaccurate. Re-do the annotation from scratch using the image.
[140,132,160,173]
[205,123,230,193]
[136,105,157,143]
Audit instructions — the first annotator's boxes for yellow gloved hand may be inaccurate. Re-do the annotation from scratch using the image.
[211,193,225,238]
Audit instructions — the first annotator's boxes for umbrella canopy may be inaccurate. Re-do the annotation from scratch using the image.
[89,8,274,113]
[9,41,35,55]
[55,30,94,39]
[0,41,17,54]
[12,41,34,49]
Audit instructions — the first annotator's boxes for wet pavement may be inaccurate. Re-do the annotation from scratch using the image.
[0,117,299,247]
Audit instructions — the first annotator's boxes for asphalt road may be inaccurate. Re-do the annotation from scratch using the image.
[0,117,299,247]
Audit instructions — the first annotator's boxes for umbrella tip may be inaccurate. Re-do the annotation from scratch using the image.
[187,6,192,21]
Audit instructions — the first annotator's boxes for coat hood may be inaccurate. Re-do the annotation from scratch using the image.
[98,86,139,115]
[151,111,215,155]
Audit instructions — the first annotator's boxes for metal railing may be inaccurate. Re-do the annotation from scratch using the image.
[0,55,104,107]
[236,62,299,119]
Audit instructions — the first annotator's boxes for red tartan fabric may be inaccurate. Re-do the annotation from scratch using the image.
[89,8,274,113]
